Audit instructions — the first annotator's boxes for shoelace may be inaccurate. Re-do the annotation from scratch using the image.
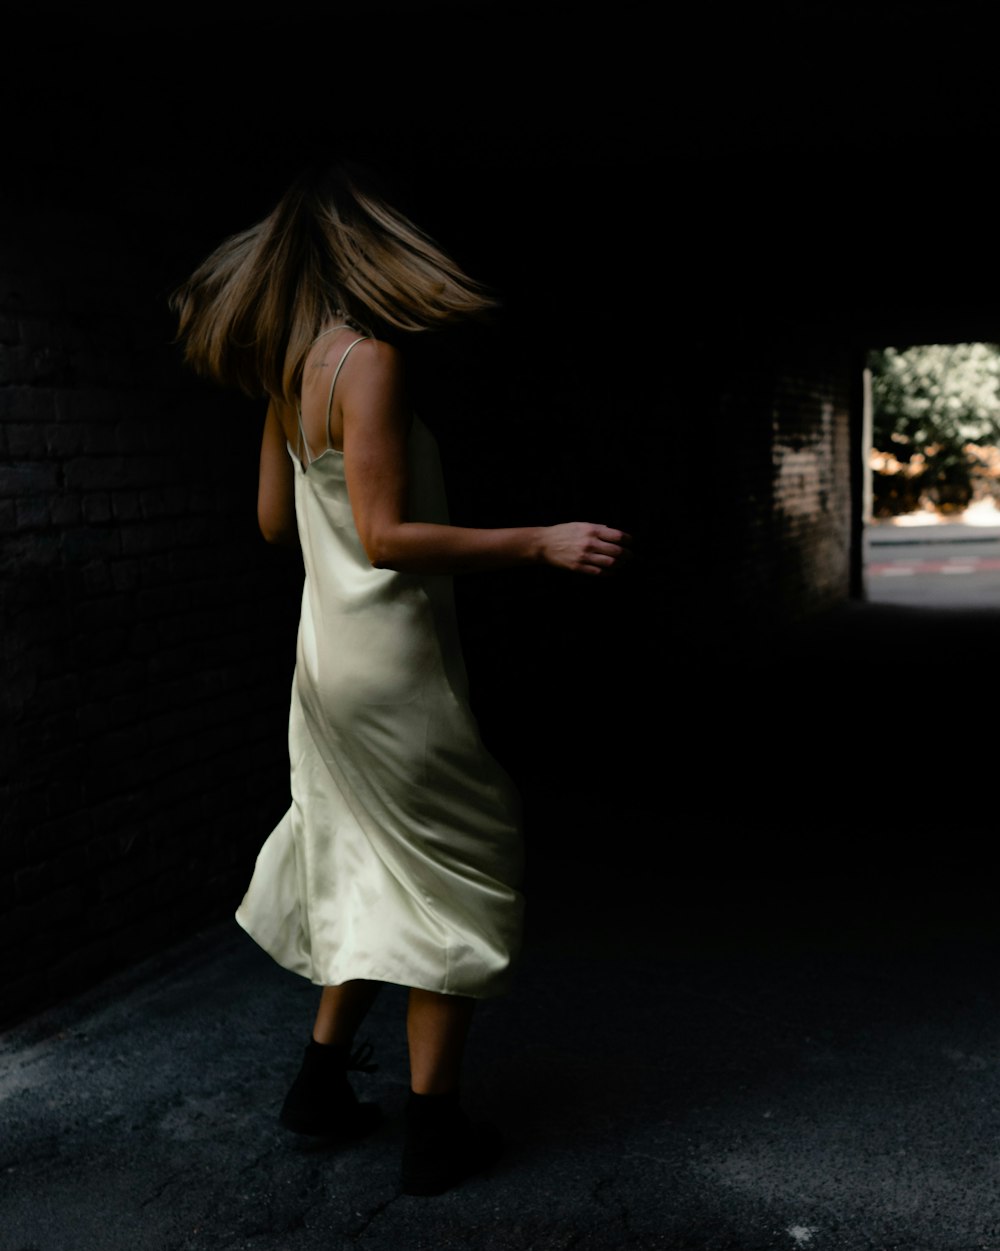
[347,1038,378,1073]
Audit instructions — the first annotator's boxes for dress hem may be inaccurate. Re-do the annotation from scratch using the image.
[233,909,515,1000]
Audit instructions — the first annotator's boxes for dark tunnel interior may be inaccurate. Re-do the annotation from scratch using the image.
[3,2,1000,1026]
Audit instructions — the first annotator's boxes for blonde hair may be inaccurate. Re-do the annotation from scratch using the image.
[171,164,497,404]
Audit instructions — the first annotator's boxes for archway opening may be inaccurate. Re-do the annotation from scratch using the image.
[863,342,1000,608]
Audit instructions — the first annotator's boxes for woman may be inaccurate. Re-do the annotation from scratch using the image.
[172,164,629,1196]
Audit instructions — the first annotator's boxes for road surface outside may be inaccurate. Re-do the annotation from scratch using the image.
[865,507,1000,608]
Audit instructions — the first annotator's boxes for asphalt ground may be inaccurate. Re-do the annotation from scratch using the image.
[4,866,1000,1251]
[4,596,1000,1251]
[866,521,1000,608]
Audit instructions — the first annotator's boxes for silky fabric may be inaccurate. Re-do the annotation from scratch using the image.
[235,412,525,998]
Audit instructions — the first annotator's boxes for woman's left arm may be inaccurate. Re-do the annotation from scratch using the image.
[342,342,629,575]
[258,401,298,545]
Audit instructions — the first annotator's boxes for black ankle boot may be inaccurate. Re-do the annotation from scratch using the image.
[279,1037,381,1138]
[400,1089,504,1196]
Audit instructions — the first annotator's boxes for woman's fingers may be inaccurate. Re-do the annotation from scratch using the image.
[584,534,634,574]
[598,525,632,545]
[540,522,634,574]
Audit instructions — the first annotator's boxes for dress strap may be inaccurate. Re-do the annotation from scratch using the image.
[295,404,312,468]
[295,326,353,467]
[324,336,369,450]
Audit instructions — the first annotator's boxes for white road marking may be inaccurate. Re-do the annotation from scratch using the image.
[787,1227,817,1246]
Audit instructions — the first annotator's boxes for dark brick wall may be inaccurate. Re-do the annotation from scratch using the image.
[0,181,301,1024]
[768,353,854,615]
[673,339,856,646]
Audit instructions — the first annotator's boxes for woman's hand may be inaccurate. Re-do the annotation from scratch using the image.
[538,523,632,576]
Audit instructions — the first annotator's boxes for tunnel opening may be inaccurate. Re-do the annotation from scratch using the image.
[862,342,1000,610]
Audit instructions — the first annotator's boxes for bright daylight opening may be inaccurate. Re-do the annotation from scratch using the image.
[864,342,1000,607]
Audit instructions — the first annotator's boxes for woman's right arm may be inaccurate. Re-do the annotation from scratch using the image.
[340,340,630,576]
[258,401,298,546]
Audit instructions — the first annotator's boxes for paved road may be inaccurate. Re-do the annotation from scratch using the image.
[865,524,1000,607]
[5,874,1000,1251]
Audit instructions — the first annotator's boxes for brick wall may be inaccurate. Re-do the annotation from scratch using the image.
[0,181,300,1025]
[769,356,854,615]
[675,338,856,644]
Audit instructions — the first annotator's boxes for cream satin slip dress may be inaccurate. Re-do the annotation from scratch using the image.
[235,327,525,997]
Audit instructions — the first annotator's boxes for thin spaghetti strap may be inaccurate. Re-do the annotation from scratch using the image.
[295,404,312,468]
[324,336,369,449]
[294,325,358,465]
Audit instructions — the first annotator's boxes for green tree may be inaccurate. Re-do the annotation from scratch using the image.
[869,342,1000,509]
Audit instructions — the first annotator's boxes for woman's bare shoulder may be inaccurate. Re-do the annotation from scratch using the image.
[338,337,406,403]
[348,336,403,372]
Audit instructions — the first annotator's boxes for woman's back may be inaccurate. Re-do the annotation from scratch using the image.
[286,324,369,462]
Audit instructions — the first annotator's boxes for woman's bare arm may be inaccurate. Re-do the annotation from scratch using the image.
[258,401,298,546]
[340,340,629,576]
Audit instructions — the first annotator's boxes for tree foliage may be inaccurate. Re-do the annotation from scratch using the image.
[868,342,1000,512]
[869,343,1000,452]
